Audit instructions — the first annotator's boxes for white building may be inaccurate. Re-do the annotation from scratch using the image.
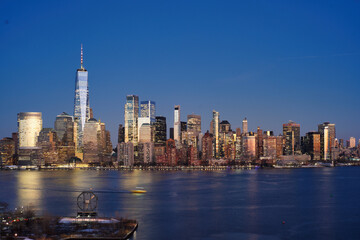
[17,112,42,148]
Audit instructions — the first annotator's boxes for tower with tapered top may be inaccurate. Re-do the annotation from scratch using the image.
[74,44,90,150]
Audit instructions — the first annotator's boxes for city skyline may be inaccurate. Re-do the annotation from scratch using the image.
[1,1,360,145]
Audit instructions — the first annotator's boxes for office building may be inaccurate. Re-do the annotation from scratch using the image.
[283,121,301,155]
[0,137,16,165]
[212,110,220,158]
[74,44,90,149]
[173,105,181,144]
[201,132,213,161]
[139,123,152,143]
[220,120,231,133]
[117,142,134,166]
[242,118,248,134]
[349,137,356,148]
[138,101,156,141]
[302,132,321,160]
[37,128,58,165]
[140,101,156,122]
[54,112,74,145]
[318,122,336,160]
[17,112,42,148]
[83,118,100,164]
[138,142,154,164]
[154,116,167,146]
[187,114,201,137]
[124,95,139,144]
[118,124,124,143]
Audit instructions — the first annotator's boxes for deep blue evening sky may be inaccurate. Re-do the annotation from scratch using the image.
[1,0,360,145]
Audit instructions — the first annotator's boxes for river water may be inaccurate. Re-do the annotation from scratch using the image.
[0,167,359,240]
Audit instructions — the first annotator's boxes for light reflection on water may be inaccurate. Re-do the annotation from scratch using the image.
[1,168,360,239]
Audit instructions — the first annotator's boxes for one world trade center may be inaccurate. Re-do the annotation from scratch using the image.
[74,44,90,150]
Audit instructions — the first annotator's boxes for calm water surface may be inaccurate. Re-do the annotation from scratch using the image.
[0,167,360,240]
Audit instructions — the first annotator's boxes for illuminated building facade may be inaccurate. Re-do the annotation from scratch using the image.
[154,116,167,146]
[349,137,356,148]
[138,101,156,141]
[187,114,201,137]
[318,122,336,160]
[139,123,152,143]
[174,105,181,144]
[140,101,156,122]
[17,112,43,148]
[83,118,100,164]
[263,136,277,158]
[242,118,248,135]
[74,45,90,150]
[138,142,154,164]
[201,132,213,161]
[242,134,256,158]
[301,132,321,160]
[125,95,139,144]
[0,137,15,165]
[212,110,220,158]
[256,127,263,159]
[54,112,74,145]
[37,128,58,165]
[283,121,301,155]
[117,142,134,166]
[165,138,177,166]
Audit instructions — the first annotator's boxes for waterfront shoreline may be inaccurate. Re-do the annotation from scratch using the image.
[1,163,359,171]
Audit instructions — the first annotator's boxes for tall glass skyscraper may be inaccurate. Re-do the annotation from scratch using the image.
[138,101,156,141]
[140,101,156,122]
[74,44,90,149]
[212,110,220,158]
[125,95,139,144]
[174,105,181,144]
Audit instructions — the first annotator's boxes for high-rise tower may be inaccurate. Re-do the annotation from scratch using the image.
[174,105,181,144]
[125,95,139,144]
[212,110,220,158]
[242,118,248,135]
[283,121,301,155]
[138,101,156,141]
[318,122,336,160]
[17,112,43,148]
[74,44,90,149]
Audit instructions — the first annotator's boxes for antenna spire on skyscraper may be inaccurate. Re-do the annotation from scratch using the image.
[81,44,84,69]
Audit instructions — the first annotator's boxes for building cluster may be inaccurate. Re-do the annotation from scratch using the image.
[116,101,358,166]
[1,46,359,167]
[0,46,113,167]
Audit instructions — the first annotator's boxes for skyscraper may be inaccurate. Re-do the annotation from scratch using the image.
[302,132,321,160]
[74,44,90,149]
[282,121,301,155]
[318,122,336,160]
[349,137,356,148]
[242,118,248,135]
[187,114,201,137]
[54,112,74,145]
[118,124,125,143]
[212,110,220,158]
[154,116,167,146]
[140,101,156,122]
[124,95,139,144]
[17,112,43,166]
[83,118,100,163]
[17,112,43,148]
[201,132,213,161]
[138,101,155,141]
[174,105,181,144]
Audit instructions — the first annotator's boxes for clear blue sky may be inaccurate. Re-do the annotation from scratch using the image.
[1,0,360,145]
